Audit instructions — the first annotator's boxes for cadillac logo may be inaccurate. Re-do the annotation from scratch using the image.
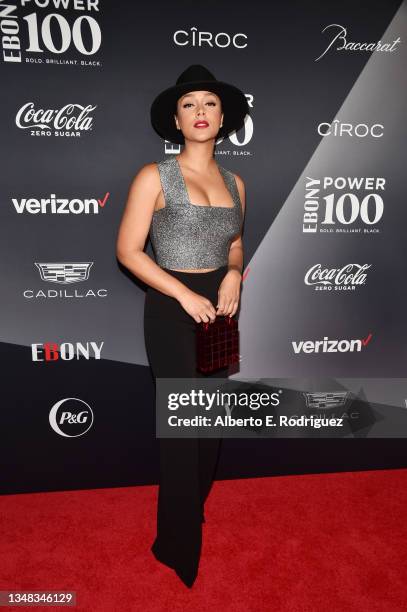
[35,262,94,284]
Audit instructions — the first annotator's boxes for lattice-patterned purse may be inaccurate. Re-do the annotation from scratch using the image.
[196,315,240,374]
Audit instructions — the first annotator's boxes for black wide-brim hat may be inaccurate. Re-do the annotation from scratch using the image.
[150,64,249,145]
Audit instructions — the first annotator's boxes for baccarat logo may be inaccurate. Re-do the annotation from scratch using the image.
[315,23,400,61]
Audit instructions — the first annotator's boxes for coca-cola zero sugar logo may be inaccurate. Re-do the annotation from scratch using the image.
[304,264,371,291]
[15,102,96,137]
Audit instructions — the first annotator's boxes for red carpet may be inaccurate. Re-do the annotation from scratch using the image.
[1,469,406,611]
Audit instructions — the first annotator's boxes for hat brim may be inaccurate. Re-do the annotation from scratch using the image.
[150,80,249,145]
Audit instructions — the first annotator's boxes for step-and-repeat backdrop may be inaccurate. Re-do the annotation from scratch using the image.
[1,0,406,493]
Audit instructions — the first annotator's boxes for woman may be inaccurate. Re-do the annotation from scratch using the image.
[116,64,249,588]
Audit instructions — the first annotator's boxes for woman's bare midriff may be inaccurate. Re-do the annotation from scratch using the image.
[169,268,218,273]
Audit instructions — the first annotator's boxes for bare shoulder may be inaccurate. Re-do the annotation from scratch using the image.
[127,161,161,196]
[132,161,160,182]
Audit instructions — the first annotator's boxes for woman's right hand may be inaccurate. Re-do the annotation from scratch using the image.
[178,289,217,323]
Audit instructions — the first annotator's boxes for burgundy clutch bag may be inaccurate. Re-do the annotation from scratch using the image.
[196,315,240,374]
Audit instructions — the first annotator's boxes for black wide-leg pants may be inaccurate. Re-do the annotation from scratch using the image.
[143,265,229,588]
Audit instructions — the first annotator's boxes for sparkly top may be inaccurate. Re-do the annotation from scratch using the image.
[150,155,243,270]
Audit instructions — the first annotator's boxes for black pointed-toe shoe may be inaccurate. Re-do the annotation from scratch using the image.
[174,565,198,588]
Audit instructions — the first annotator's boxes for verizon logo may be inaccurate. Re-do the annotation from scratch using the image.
[292,333,373,354]
[12,193,110,214]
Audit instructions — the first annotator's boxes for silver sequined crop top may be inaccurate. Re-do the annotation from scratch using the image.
[150,155,243,269]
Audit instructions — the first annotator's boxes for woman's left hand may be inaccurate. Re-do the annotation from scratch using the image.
[216,269,242,318]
